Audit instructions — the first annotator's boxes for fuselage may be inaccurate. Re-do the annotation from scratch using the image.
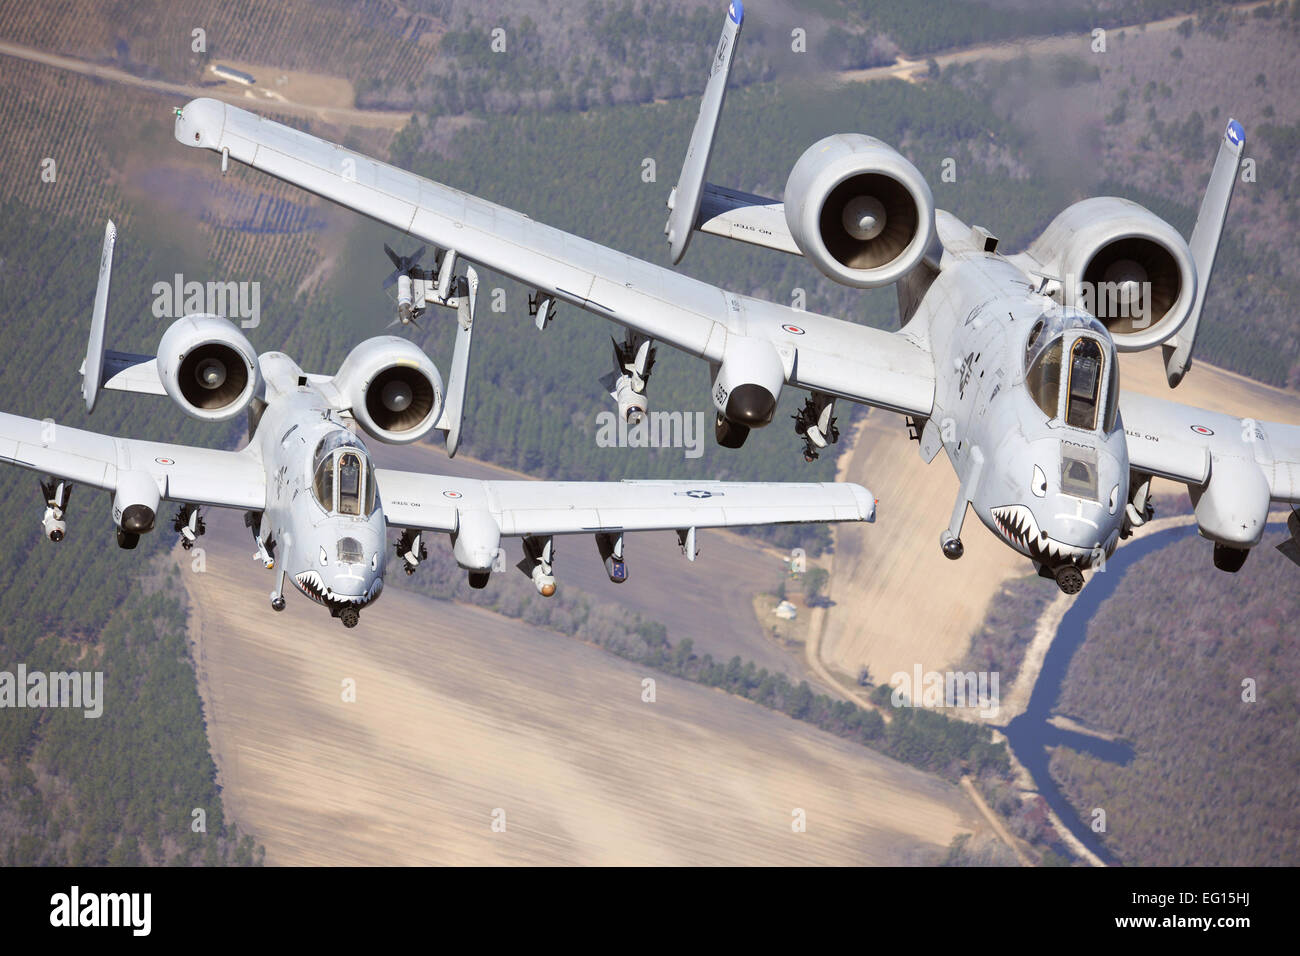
[252,356,387,619]
[912,217,1129,572]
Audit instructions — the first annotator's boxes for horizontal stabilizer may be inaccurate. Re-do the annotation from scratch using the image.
[696,182,799,255]
[102,353,166,395]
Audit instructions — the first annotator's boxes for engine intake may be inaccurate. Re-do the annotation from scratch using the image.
[1027,197,1197,352]
[157,314,261,421]
[334,336,444,444]
[784,134,935,288]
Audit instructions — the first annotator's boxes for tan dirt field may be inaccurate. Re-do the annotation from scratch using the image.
[207,60,356,110]
[181,518,982,865]
[822,350,1300,690]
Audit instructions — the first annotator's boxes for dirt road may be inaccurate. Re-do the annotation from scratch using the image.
[0,39,410,129]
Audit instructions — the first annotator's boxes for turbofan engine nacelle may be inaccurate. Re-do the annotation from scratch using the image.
[784,134,936,289]
[157,314,262,421]
[333,337,444,444]
[712,336,785,427]
[1027,197,1197,352]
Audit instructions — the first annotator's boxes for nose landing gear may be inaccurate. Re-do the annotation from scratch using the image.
[270,567,286,612]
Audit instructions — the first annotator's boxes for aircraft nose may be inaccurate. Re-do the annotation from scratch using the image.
[1045,501,1109,549]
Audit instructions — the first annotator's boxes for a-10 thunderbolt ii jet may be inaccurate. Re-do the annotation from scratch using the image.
[0,222,874,627]
[173,1,1300,593]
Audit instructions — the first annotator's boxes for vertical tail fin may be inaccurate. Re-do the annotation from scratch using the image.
[664,2,744,263]
[77,221,165,409]
[82,220,117,412]
[1163,119,1245,387]
[434,267,477,458]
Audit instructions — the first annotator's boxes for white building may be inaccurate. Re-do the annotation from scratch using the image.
[211,64,255,86]
[773,600,797,621]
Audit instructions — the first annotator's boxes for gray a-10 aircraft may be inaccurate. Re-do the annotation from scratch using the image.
[173,1,1300,593]
[0,221,874,627]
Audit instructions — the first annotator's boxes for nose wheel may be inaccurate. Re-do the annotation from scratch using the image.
[940,531,964,560]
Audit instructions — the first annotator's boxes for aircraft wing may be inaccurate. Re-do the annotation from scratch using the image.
[0,412,266,511]
[1120,391,1300,502]
[174,98,936,418]
[374,469,875,535]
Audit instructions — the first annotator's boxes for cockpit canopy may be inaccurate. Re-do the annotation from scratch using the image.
[1022,309,1119,432]
[311,432,377,517]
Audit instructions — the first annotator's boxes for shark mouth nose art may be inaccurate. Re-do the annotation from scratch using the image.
[294,569,383,607]
[991,504,1100,568]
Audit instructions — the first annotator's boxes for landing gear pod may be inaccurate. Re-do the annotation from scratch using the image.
[711,336,785,437]
[113,470,161,540]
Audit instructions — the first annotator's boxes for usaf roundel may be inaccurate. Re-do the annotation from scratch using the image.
[677,489,721,499]
[1226,120,1245,147]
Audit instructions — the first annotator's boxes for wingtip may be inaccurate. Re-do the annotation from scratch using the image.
[1226,118,1245,147]
[849,483,876,522]
[728,0,743,25]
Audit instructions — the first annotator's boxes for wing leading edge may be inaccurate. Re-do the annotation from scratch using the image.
[0,412,266,511]
[1120,391,1300,503]
[375,469,874,536]
[174,98,935,418]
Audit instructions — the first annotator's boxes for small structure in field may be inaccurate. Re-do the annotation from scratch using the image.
[211,64,255,86]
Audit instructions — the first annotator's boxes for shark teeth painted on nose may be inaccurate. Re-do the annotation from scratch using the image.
[294,569,382,606]
[991,504,1097,567]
